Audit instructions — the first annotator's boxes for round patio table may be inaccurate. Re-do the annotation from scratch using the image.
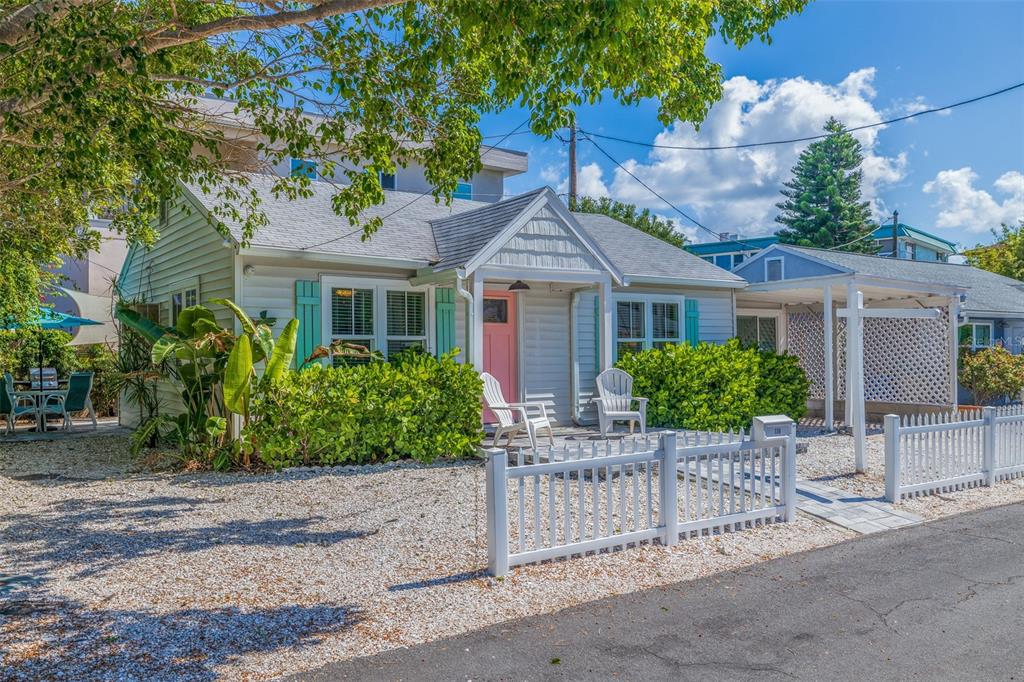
[12,383,68,432]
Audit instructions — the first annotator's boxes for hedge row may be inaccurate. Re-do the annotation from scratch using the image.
[615,340,809,431]
[246,351,483,469]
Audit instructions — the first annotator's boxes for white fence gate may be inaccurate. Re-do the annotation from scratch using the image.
[484,426,797,576]
[884,405,1024,502]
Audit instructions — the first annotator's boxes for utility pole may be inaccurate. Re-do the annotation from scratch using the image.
[891,209,899,258]
[568,123,577,209]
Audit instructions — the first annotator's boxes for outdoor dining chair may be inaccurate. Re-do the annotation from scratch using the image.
[480,371,554,451]
[595,368,648,437]
[1,381,37,436]
[38,371,97,431]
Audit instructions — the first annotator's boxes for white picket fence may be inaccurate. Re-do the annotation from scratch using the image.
[484,426,797,576]
[884,405,1024,502]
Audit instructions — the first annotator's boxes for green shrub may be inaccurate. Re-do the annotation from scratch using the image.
[246,350,483,469]
[0,328,78,379]
[755,349,809,420]
[615,340,808,431]
[960,345,1024,405]
[75,343,119,417]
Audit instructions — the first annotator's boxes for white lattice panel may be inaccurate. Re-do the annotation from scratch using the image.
[786,312,826,400]
[787,308,953,406]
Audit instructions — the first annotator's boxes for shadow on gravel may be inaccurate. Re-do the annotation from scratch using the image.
[2,495,373,579]
[0,592,360,681]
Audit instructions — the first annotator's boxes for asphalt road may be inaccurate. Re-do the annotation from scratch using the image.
[292,503,1024,681]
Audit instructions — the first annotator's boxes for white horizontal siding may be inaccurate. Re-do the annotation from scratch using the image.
[118,196,235,426]
[522,288,573,425]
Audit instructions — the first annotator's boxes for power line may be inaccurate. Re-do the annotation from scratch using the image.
[581,132,767,252]
[300,117,533,252]
[580,80,1024,151]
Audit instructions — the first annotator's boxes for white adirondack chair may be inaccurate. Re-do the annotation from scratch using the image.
[595,368,648,437]
[481,372,554,450]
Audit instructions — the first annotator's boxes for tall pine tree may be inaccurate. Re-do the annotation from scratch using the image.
[775,118,878,252]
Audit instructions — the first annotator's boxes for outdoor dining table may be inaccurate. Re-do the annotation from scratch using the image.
[12,384,68,432]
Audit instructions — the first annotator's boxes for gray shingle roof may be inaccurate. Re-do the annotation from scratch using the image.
[186,174,485,263]
[183,175,741,285]
[430,188,547,270]
[786,245,1024,317]
[572,212,746,284]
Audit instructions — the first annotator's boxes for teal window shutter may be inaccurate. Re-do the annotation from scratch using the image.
[294,280,322,368]
[685,299,700,347]
[435,287,456,358]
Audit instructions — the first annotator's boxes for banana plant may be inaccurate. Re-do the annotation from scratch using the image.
[115,300,300,468]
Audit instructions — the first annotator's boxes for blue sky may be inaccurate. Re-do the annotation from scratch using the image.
[480,1,1024,249]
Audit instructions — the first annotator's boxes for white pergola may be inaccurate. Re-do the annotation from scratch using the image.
[740,273,966,472]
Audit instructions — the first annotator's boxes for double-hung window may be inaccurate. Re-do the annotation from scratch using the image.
[614,296,683,359]
[959,323,993,351]
[326,278,429,363]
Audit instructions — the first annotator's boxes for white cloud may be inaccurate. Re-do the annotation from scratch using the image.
[563,68,909,241]
[923,168,1024,232]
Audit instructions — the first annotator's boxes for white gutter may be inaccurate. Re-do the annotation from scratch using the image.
[455,270,473,361]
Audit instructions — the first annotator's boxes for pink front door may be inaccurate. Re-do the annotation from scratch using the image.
[483,291,518,423]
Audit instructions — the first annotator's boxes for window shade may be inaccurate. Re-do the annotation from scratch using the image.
[616,301,644,339]
[332,288,373,336]
[386,291,426,336]
[652,302,679,339]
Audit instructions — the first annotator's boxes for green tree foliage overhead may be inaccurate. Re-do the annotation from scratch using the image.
[0,0,805,320]
[570,195,686,248]
[964,220,1024,281]
[774,117,879,253]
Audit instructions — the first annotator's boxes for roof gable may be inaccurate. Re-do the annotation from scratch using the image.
[734,244,848,282]
[431,187,624,283]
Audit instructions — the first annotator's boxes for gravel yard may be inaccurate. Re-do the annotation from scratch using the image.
[5,426,1024,680]
[0,431,851,681]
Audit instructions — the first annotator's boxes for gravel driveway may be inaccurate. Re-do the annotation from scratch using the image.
[1,431,852,681]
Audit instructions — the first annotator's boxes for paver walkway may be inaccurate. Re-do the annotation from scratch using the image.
[796,478,922,533]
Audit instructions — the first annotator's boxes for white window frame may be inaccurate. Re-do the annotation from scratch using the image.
[764,256,785,282]
[321,275,434,361]
[959,321,994,351]
[168,276,199,326]
[612,293,685,360]
[736,308,786,352]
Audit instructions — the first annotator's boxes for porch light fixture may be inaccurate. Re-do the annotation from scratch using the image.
[508,280,530,291]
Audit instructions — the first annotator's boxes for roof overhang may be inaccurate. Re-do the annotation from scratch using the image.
[241,245,428,270]
[623,274,747,289]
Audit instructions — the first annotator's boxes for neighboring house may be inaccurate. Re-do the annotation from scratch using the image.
[685,235,779,272]
[871,223,958,262]
[44,218,128,346]
[685,223,958,270]
[189,97,528,202]
[733,244,1024,414]
[117,175,744,427]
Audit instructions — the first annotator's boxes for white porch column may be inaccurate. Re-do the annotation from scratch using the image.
[823,285,834,431]
[846,282,866,473]
[949,295,960,408]
[470,273,484,370]
[598,276,613,370]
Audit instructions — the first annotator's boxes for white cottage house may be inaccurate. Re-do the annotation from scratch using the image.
[118,174,743,427]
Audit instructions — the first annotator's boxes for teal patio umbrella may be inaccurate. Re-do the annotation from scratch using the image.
[2,308,102,389]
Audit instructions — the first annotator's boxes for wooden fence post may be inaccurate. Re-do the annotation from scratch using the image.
[983,407,997,487]
[784,422,797,522]
[484,447,509,577]
[884,414,900,503]
[659,431,679,546]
